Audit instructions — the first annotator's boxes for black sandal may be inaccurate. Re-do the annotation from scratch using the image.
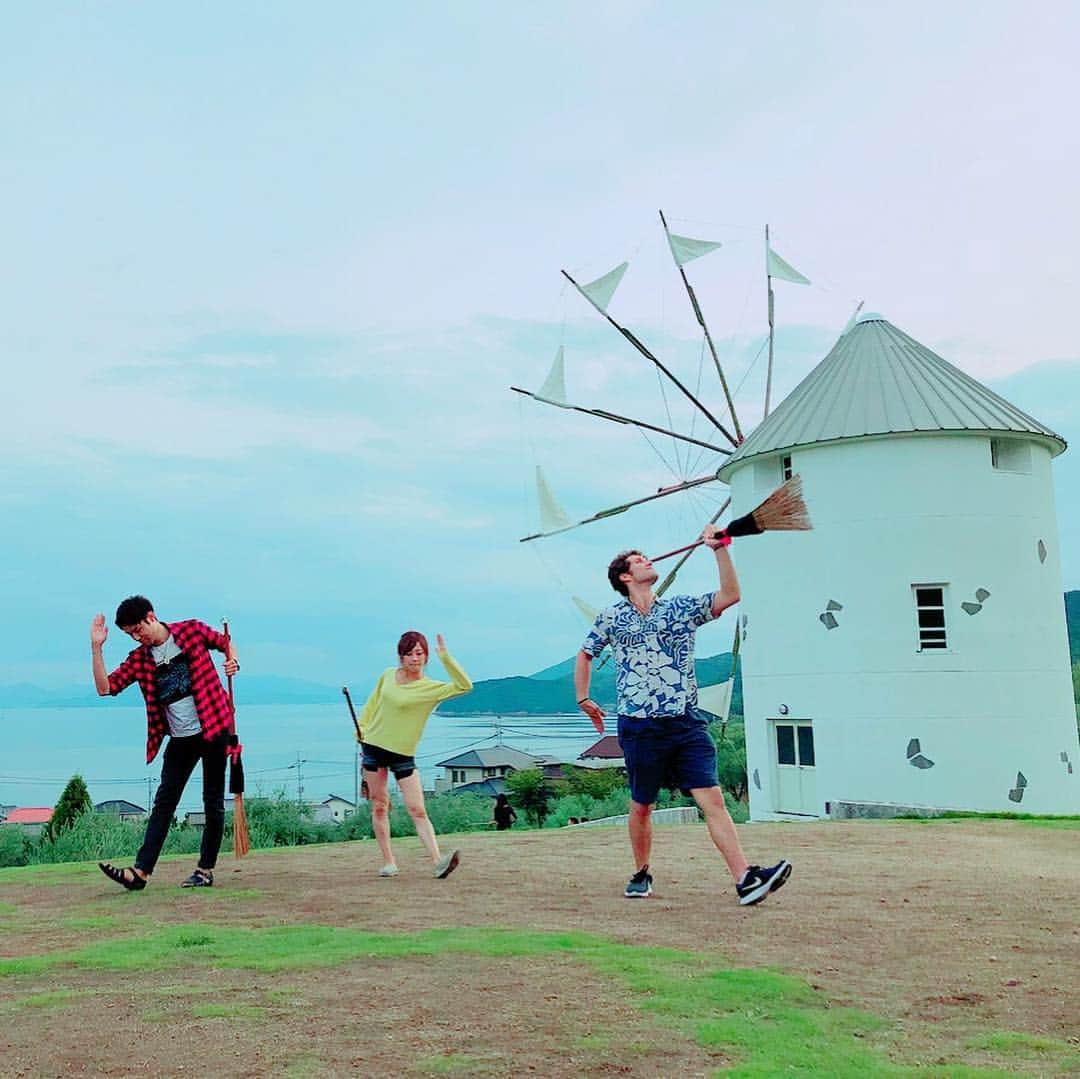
[180,869,214,888]
[98,862,147,891]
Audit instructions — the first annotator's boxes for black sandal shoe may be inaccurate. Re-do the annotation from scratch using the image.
[180,869,214,888]
[98,862,147,891]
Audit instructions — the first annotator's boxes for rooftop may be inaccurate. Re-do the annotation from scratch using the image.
[718,316,1066,478]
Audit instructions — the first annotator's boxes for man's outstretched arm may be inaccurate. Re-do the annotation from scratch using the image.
[703,526,741,617]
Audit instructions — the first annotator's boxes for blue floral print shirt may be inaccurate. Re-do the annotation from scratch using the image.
[582,594,716,718]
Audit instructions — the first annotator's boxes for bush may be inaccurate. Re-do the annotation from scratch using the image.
[45,774,92,841]
[0,826,31,868]
[506,768,554,827]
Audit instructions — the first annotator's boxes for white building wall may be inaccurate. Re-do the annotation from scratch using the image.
[727,432,1078,818]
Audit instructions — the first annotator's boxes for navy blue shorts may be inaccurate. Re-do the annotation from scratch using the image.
[617,708,718,805]
[361,742,416,780]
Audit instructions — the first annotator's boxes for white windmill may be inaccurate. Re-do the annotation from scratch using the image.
[515,215,1077,819]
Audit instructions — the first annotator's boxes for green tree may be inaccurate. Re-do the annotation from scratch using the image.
[46,774,92,840]
[506,767,554,827]
[563,765,626,800]
[709,721,748,802]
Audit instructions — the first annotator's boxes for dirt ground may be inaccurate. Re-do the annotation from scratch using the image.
[0,819,1078,1077]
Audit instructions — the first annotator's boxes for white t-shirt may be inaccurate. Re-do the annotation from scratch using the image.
[151,636,201,738]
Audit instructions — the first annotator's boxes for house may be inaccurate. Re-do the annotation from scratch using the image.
[0,804,14,823]
[450,778,507,797]
[434,745,541,794]
[311,795,355,823]
[95,800,146,822]
[578,736,625,768]
[0,807,53,837]
[715,313,1079,819]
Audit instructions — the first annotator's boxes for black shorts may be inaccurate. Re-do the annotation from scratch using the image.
[361,742,417,780]
[617,708,718,805]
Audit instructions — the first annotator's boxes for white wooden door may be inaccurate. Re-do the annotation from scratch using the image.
[771,719,818,816]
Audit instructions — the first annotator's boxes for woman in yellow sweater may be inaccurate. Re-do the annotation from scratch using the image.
[357,630,472,879]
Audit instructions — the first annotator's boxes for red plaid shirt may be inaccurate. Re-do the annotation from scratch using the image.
[107,619,234,763]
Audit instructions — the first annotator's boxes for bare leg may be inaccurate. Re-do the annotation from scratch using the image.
[628,800,653,870]
[691,786,750,881]
[366,767,394,866]
[397,772,441,863]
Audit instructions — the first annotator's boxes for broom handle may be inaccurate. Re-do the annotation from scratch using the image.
[342,687,363,741]
[651,539,706,563]
[223,619,235,715]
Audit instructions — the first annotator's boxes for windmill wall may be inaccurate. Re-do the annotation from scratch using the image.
[727,431,1079,819]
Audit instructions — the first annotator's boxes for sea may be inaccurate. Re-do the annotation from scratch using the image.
[0,706,601,813]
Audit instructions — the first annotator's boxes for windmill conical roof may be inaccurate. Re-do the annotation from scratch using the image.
[717,315,1065,478]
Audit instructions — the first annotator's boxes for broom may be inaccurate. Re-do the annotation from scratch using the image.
[650,474,811,563]
[223,619,250,858]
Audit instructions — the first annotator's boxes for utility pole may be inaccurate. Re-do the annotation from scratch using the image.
[146,776,155,810]
[289,754,306,807]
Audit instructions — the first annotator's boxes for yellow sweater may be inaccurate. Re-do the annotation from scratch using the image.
[357,651,473,756]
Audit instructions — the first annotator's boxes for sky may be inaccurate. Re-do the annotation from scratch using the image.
[2,1,1078,697]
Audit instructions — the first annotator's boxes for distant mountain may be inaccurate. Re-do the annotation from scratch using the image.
[0,676,340,710]
[4,593,1074,712]
[440,652,742,716]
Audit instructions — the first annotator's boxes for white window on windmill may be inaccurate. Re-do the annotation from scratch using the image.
[755,455,788,490]
[912,585,948,651]
[989,438,1031,474]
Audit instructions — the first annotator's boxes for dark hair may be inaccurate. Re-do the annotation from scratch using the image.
[115,595,153,628]
[607,550,642,596]
[495,793,509,807]
[397,630,429,659]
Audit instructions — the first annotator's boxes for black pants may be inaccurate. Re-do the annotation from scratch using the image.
[135,734,227,874]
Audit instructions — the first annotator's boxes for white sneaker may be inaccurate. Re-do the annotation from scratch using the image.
[378,863,399,877]
[433,850,460,879]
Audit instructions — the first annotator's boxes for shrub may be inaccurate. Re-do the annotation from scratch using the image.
[506,768,554,827]
[45,774,92,841]
[0,826,31,868]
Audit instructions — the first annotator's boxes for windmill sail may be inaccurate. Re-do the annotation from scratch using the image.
[535,466,571,533]
[578,261,628,313]
[767,246,811,285]
[666,232,722,267]
[535,346,569,407]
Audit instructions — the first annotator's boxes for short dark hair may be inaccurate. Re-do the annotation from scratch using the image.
[397,630,429,659]
[607,550,643,597]
[115,595,153,628]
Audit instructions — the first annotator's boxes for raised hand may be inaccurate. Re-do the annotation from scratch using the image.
[436,634,447,653]
[91,613,108,647]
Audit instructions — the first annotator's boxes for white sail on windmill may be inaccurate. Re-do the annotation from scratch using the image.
[512,212,815,729]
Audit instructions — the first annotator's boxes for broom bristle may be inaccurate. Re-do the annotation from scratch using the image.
[233,795,251,858]
[750,474,812,532]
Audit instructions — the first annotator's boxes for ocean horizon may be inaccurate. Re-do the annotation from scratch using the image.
[0,705,602,814]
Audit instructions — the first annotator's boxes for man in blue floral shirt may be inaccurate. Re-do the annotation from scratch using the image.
[575,524,791,905]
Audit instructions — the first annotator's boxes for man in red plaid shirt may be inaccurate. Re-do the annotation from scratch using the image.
[90,596,240,890]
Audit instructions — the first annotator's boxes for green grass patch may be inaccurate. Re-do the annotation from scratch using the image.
[282,1052,325,1078]
[967,1030,1077,1057]
[893,812,1080,829]
[0,922,1065,1075]
[415,1053,500,1076]
[141,1008,168,1022]
[191,1002,266,1020]
[8,988,92,1010]
[0,900,18,916]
